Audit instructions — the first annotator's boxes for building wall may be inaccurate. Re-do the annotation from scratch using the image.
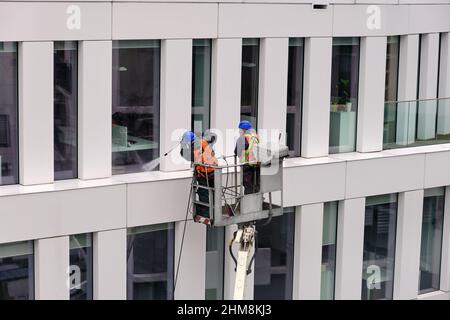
[0,0,449,300]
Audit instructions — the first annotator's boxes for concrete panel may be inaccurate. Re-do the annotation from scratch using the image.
[112,3,218,39]
[127,178,192,227]
[257,38,289,144]
[78,41,112,180]
[393,190,423,300]
[210,39,242,157]
[283,161,346,207]
[160,40,192,172]
[174,220,206,299]
[437,33,450,135]
[335,198,365,300]
[0,2,111,41]
[441,186,450,292]
[343,154,425,198]
[357,36,387,153]
[293,204,323,299]
[424,150,450,188]
[408,5,450,34]
[332,4,410,36]
[34,236,70,300]
[301,37,333,158]
[0,185,127,244]
[93,228,127,300]
[19,42,54,185]
[218,3,332,38]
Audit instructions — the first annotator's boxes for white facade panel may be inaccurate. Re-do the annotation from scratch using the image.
[112,3,218,40]
[34,236,70,300]
[293,203,323,300]
[93,228,127,300]
[0,2,111,41]
[424,150,450,188]
[335,198,365,300]
[218,3,332,38]
[0,185,127,244]
[257,38,289,143]
[408,5,450,34]
[438,33,450,135]
[393,190,423,300]
[78,40,112,180]
[357,36,387,153]
[19,42,54,185]
[160,39,192,172]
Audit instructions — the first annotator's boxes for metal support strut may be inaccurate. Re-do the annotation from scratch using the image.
[229,224,257,300]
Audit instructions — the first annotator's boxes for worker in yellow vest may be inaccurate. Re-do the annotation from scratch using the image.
[234,120,260,195]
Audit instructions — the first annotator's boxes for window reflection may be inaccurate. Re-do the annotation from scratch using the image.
[69,233,93,300]
[112,40,161,174]
[241,38,259,127]
[205,227,224,300]
[321,202,338,300]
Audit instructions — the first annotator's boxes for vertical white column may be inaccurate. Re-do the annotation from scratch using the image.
[174,220,206,299]
[19,42,54,185]
[417,33,440,140]
[437,33,450,135]
[34,236,70,300]
[440,186,450,292]
[293,203,323,300]
[301,37,332,158]
[93,229,127,300]
[335,198,365,300]
[357,37,387,153]
[257,38,289,144]
[393,190,424,300]
[210,39,242,157]
[160,39,192,172]
[78,41,112,180]
[397,35,420,145]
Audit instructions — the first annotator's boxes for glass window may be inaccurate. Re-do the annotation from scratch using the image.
[127,223,174,300]
[192,39,211,134]
[329,37,360,154]
[54,41,78,180]
[112,40,161,174]
[321,201,338,300]
[205,227,224,300]
[0,241,34,300]
[0,42,19,186]
[286,38,304,158]
[419,187,445,294]
[254,207,295,300]
[69,233,93,300]
[362,194,398,300]
[383,36,400,146]
[241,38,259,127]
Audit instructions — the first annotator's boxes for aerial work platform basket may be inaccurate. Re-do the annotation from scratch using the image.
[190,142,289,227]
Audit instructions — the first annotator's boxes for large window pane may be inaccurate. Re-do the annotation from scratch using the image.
[419,187,445,294]
[54,41,78,180]
[241,38,259,127]
[112,40,160,174]
[0,42,18,185]
[127,223,174,300]
[362,194,397,300]
[383,36,400,146]
[205,227,224,300]
[69,233,93,300]
[321,201,338,300]
[286,38,304,158]
[192,39,211,134]
[0,241,34,300]
[254,207,295,300]
[330,37,360,154]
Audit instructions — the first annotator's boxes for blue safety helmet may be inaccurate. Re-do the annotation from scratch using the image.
[181,131,196,142]
[238,120,252,130]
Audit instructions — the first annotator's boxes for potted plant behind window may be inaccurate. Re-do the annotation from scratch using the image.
[339,78,352,112]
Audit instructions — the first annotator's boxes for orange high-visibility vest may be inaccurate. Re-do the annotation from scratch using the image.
[194,138,218,176]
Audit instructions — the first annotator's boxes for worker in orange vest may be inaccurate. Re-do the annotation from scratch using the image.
[192,130,218,225]
[234,120,260,195]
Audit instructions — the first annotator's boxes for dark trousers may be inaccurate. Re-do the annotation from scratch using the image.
[196,173,215,218]
[243,164,260,195]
